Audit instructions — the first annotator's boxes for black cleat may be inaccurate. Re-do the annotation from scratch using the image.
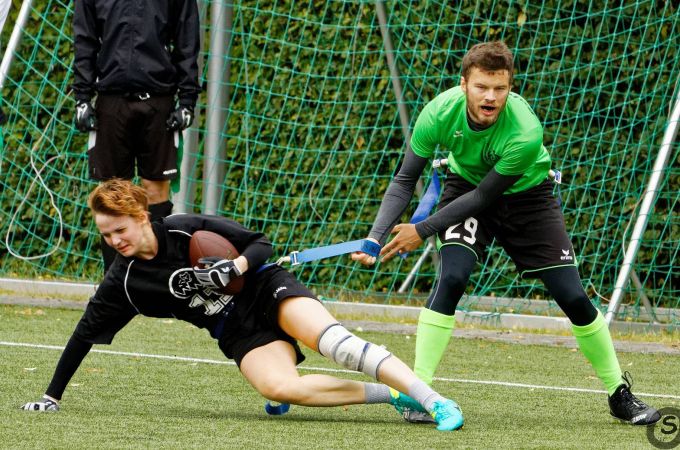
[402,407,436,424]
[608,372,660,425]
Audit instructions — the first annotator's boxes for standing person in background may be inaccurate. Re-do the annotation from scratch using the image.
[352,41,660,426]
[72,0,201,270]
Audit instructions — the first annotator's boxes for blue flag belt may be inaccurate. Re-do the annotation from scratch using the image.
[409,168,441,224]
[277,239,381,266]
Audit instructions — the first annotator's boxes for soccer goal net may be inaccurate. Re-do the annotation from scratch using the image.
[0,1,678,324]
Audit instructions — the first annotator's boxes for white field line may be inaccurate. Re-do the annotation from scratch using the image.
[2,340,679,400]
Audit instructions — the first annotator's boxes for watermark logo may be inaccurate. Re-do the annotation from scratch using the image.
[647,407,680,449]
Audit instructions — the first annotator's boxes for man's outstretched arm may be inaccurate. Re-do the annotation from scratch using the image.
[368,149,429,245]
[381,169,522,261]
[352,149,428,265]
[415,168,522,239]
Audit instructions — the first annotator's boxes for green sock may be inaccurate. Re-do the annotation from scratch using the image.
[414,308,456,385]
[572,311,623,395]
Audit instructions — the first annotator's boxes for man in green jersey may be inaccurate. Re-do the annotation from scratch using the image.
[352,41,659,427]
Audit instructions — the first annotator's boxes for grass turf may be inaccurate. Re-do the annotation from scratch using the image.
[1,304,678,449]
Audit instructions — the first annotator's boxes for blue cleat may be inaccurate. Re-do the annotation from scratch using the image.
[389,388,427,414]
[431,399,464,431]
[264,401,290,415]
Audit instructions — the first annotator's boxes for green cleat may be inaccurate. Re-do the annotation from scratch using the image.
[431,399,464,431]
[389,388,427,414]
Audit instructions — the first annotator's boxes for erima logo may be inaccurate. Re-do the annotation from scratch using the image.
[631,413,647,423]
[560,249,573,261]
[454,130,463,138]
[273,286,287,298]
[163,169,178,175]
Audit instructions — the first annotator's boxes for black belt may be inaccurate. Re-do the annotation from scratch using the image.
[210,300,237,340]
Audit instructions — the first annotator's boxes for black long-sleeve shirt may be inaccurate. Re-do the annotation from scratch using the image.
[46,214,272,399]
[72,0,201,108]
[74,214,273,345]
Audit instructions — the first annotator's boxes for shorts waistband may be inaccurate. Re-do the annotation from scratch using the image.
[100,92,173,101]
[123,92,153,101]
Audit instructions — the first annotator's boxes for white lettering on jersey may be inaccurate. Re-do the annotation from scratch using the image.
[444,217,478,245]
[169,268,233,315]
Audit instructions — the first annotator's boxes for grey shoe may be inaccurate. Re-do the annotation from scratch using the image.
[402,407,436,424]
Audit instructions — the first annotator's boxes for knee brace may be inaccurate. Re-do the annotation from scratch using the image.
[317,323,391,379]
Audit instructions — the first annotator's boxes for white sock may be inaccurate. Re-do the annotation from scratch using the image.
[408,380,445,412]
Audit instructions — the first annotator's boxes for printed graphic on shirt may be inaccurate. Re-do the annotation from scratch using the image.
[482,144,500,165]
[168,268,233,316]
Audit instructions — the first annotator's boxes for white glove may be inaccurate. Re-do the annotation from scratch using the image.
[21,395,60,412]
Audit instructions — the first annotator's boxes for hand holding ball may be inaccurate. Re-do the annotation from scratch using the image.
[190,230,245,295]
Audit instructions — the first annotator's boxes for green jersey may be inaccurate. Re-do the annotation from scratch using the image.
[410,86,551,193]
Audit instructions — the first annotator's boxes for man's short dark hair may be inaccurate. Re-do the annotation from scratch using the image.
[462,41,514,83]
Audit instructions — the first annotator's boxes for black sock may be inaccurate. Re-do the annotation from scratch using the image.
[148,200,173,222]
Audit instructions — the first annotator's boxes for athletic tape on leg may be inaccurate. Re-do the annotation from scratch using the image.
[317,324,390,378]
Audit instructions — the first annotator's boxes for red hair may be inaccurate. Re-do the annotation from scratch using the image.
[88,179,148,220]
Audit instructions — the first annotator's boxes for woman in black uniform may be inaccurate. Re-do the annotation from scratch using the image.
[21,179,463,431]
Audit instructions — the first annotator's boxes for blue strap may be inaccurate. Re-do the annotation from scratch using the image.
[410,169,441,224]
[209,300,237,339]
[551,169,563,207]
[398,170,441,259]
[288,239,380,266]
[256,262,275,273]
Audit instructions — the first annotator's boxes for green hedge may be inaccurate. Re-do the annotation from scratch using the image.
[1,1,678,313]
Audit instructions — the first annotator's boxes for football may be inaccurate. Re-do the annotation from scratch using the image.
[189,230,245,295]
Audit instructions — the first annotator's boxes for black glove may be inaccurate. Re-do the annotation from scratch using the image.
[166,106,194,131]
[75,100,97,132]
[193,257,242,290]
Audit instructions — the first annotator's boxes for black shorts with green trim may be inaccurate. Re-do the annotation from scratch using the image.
[436,173,577,278]
[217,266,317,367]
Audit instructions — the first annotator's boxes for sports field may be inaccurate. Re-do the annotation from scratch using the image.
[2,304,678,449]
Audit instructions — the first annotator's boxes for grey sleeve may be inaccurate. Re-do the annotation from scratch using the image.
[414,168,522,239]
[368,149,428,245]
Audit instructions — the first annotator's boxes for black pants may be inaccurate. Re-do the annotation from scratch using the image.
[426,244,598,325]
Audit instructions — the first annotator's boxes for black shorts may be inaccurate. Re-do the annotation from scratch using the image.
[217,266,318,367]
[436,173,577,278]
[87,94,179,181]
